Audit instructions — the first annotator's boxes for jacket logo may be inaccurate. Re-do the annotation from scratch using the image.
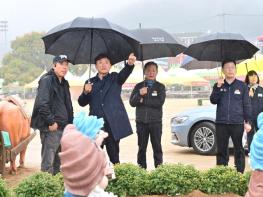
[234,89,241,95]
[258,93,263,97]
[152,91,158,96]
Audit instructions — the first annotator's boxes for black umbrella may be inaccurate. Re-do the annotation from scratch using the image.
[181,55,219,70]
[130,28,186,61]
[184,32,259,62]
[42,17,140,77]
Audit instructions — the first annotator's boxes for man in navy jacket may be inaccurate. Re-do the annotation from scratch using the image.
[78,53,136,164]
[210,60,252,173]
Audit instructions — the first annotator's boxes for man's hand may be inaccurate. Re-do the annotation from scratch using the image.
[139,87,148,96]
[49,122,58,132]
[244,122,252,133]
[217,77,224,88]
[84,83,93,94]
[127,53,136,66]
[95,131,108,146]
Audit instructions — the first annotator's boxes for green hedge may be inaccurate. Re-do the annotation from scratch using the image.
[8,164,252,197]
[14,172,63,197]
[148,164,201,195]
[0,179,9,197]
[200,166,250,196]
[106,163,149,197]
[106,164,251,196]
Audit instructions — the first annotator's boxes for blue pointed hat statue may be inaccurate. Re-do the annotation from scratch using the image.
[250,112,263,170]
[73,111,104,140]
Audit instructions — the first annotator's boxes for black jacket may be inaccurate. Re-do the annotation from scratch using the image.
[249,85,263,128]
[129,81,166,123]
[210,79,252,124]
[31,69,73,130]
[78,63,134,140]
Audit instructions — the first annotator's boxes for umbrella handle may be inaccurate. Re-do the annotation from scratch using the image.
[216,63,223,77]
[245,63,248,73]
[89,29,94,79]
[142,60,144,80]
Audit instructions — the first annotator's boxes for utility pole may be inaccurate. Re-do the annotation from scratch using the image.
[0,21,8,45]
[139,22,142,29]
[222,13,226,32]
[215,13,227,32]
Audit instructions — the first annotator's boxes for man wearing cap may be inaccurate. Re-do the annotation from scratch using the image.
[31,55,73,175]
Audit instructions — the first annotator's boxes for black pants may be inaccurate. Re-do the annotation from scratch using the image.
[216,123,245,173]
[40,129,63,175]
[136,121,163,169]
[102,121,120,164]
[247,122,257,153]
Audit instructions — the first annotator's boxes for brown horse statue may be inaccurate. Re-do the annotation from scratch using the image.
[0,95,31,174]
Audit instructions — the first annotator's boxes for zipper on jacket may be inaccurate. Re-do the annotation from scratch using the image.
[145,89,149,123]
[228,86,231,122]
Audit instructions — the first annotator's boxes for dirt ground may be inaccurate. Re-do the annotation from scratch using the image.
[141,190,241,196]
[4,98,250,192]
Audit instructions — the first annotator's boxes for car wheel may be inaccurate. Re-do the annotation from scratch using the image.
[190,122,216,155]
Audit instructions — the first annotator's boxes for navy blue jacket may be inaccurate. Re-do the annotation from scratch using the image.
[249,85,263,129]
[78,63,134,140]
[210,79,252,124]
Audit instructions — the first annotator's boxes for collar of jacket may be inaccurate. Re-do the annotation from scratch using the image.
[224,78,237,86]
[248,84,259,89]
[48,68,67,85]
[94,73,110,82]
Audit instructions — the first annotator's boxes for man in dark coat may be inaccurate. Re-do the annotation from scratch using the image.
[78,53,136,164]
[210,60,252,173]
[31,55,74,175]
[129,61,166,169]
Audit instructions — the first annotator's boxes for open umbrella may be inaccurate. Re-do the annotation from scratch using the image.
[42,17,140,77]
[180,55,219,70]
[130,28,186,61]
[184,32,259,62]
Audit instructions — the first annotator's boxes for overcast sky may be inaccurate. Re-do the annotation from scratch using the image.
[0,0,263,44]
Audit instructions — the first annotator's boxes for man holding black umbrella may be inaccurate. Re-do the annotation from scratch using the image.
[78,53,136,164]
[210,60,252,173]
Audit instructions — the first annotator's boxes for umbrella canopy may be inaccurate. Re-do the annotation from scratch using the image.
[236,54,263,76]
[181,55,219,70]
[184,32,259,62]
[42,17,140,65]
[130,28,186,61]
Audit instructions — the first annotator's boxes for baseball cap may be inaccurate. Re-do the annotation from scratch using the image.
[53,55,69,64]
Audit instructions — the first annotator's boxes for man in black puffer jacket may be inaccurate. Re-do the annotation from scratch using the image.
[31,55,73,175]
[130,61,166,169]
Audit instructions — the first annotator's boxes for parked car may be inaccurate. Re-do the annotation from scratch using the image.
[170,106,235,155]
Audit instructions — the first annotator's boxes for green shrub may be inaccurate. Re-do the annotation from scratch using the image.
[14,172,63,197]
[200,166,249,196]
[238,171,251,196]
[54,173,64,192]
[148,164,202,195]
[106,163,149,197]
[0,179,9,197]
[12,164,251,197]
